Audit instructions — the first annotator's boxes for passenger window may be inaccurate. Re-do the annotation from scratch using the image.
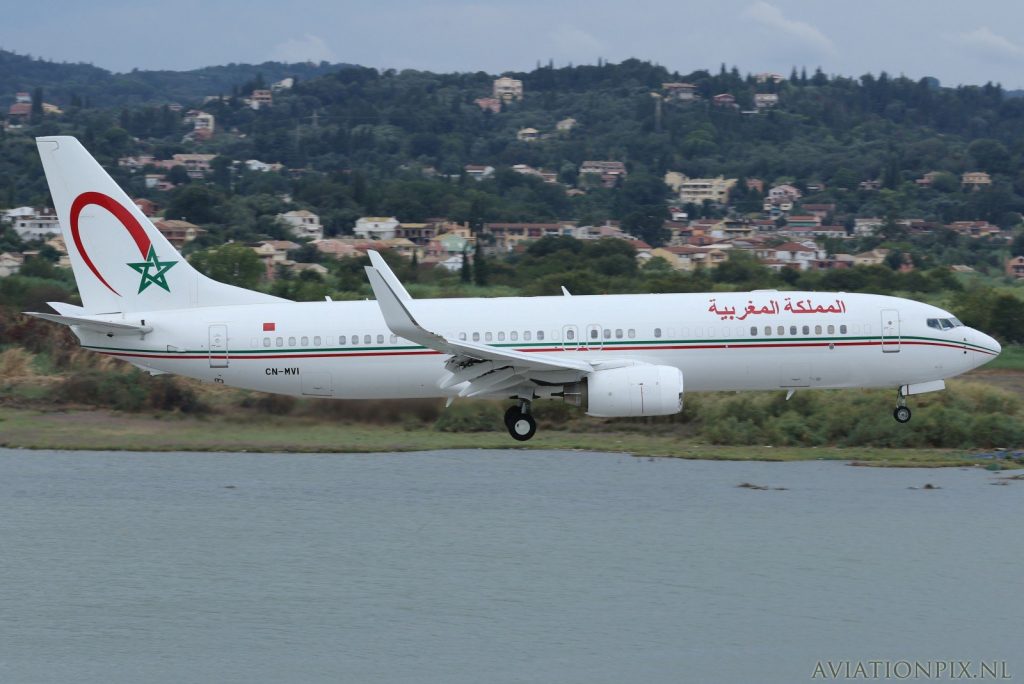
[802,325,809,335]
[459,332,467,340]
[615,329,623,339]
[777,326,784,336]
[627,329,636,339]
[603,328,611,339]
[288,337,296,347]
[839,325,847,335]
[364,335,371,344]
[485,332,493,342]
[537,331,545,341]
[790,326,797,336]
[263,337,271,348]
[374,334,382,344]
[352,334,359,345]
[654,328,662,338]
[566,329,575,340]
[497,331,505,341]
[472,332,480,341]
[524,331,531,341]
[750,326,757,336]
[340,335,347,345]
[827,325,835,335]
[764,326,772,336]
[314,336,321,346]
[591,328,600,339]
[814,325,822,335]
[276,337,284,347]
[510,331,518,341]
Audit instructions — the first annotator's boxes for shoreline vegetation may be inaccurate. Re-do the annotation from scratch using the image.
[0,406,1020,470]
[2,344,1023,469]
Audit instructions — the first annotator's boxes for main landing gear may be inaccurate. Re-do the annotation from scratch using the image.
[893,390,912,424]
[504,400,537,441]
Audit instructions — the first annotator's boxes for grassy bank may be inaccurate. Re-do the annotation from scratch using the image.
[0,407,1017,469]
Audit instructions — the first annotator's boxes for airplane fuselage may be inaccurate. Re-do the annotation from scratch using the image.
[75,290,999,400]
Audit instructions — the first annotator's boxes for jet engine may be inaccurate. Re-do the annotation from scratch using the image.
[562,365,684,417]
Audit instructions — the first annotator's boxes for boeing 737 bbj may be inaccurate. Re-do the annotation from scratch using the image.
[26,137,1001,440]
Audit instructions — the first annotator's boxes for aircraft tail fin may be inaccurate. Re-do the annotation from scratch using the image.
[35,136,286,313]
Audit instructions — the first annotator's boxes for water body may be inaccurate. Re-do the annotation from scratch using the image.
[0,448,1020,684]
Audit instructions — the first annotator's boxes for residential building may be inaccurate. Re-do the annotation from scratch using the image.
[579,160,627,188]
[133,198,159,216]
[679,176,737,205]
[188,110,215,134]
[947,221,1001,238]
[484,222,570,251]
[271,77,294,92]
[853,248,889,266]
[661,82,698,101]
[754,93,779,108]
[395,222,437,245]
[251,240,300,263]
[858,179,881,191]
[512,164,557,183]
[961,171,992,190]
[755,72,786,83]
[1006,255,1024,279]
[493,77,523,102]
[464,164,495,181]
[556,117,577,132]
[778,225,847,240]
[8,102,31,121]
[245,159,284,173]
[250,90,273,109]
[712,93,737,108]
[278,209,324,241]
[801,203,835,220]
[768,184,802,203]
[153,219,206,248]
[758,241,822,270]
[354,216,399,241]
[169,153,217,179]
[6,207,61,240]
[474,97,501,113]
[746,178,765,194]
[313,238,364,260]
[144,174,174,191]
[516,127,540,142]
[853,217,883,236]
[915,171,942,187]
[786,215,822,228]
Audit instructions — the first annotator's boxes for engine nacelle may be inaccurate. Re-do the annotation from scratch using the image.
[563,365,684,417]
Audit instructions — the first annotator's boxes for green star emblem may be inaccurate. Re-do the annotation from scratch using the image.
[127,246,177,293]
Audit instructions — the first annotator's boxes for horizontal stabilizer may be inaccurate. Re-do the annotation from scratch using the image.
[23,311,152,336]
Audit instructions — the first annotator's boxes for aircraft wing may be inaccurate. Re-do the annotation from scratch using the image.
[364,253,592,397]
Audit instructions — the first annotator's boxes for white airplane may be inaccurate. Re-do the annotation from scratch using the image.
[27,136,1001,440]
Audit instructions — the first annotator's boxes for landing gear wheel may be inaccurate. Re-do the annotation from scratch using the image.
[504,406,521,430]
[893,406,912,423]
[508,412,537,441]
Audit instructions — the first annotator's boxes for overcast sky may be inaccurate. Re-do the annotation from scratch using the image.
[6,0,1024,88]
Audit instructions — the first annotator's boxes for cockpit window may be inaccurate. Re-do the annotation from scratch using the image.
[927,317,962,330]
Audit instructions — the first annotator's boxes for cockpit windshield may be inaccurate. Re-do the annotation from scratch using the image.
[926,317,963,330]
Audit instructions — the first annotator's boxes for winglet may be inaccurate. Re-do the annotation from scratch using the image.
[367,250,412,301]
[364,266,445,349]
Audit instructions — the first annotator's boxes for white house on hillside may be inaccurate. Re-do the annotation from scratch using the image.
[354,216,400,240]
[277,210,323,240]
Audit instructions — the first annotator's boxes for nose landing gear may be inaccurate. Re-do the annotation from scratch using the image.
[504,400,537,441]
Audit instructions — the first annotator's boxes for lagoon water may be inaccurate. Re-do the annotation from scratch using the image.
[0,448,1020,683]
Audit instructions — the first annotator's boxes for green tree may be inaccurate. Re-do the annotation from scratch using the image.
[188,243,264,289]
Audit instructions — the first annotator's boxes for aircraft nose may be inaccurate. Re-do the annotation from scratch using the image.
[974,330,1001,359]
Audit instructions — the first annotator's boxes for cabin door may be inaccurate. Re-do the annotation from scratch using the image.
[208,324,229,367]
[561,325,580,351]
[880,309,900,353]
